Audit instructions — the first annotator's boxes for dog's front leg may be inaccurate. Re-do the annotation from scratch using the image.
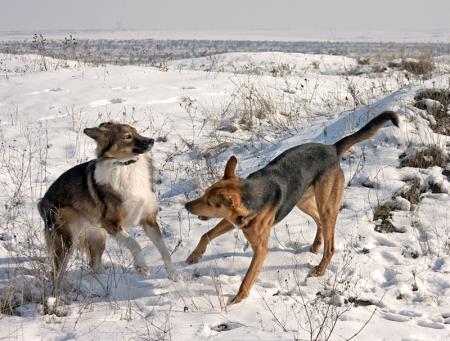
[229,225,270,305]
[115,230,148,275]
[186,219,234,264]
[105,222,148,275]
[142,215,179,281]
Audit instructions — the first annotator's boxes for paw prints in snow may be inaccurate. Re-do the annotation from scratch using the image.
[90,98,125,107]
[26,88,65,95]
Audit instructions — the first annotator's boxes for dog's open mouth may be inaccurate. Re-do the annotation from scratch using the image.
[133,144,151,154]
[133,147,149,154]
[198,216,210,221]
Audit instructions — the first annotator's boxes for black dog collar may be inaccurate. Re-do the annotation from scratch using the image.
[234,213,257,228]
[114,159,138,166]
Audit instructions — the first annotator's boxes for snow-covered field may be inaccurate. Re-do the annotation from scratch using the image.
[0,50,450,340]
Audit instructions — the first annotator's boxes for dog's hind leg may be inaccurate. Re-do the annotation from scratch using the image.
[297,186,323,254]
[47,230,72,294]
[142,214,178,280]
[84,227,106,273]
[308,167,344,277]
[186,219,234,264]
[47,207,76,295]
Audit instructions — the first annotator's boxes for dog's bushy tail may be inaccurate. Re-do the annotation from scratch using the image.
[334,111,399,156]
[37,198,58,247]
[37,198,53,229]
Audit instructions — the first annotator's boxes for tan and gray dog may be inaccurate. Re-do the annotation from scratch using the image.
[185,111,399,304]
[38,122,177,289]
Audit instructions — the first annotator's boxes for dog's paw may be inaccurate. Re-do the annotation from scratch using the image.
[228,291,248,305]
[134,252,149,276]
[186,252,202,265]
[135,264,150,277]
[44,297,70,317]
[166,268,181,282]
[93,265,106,274]
[307,266,325,278]
[309,243,321,254]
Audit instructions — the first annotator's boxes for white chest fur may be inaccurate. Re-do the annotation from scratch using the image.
[94,156,157,227]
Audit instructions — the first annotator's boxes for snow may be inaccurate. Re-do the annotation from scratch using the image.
[0,51,450,340]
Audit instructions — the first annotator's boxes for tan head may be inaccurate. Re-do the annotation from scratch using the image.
[185,156,250,225]
[84,122,154,159]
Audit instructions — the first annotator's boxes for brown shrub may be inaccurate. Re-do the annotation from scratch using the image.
[357,57,371,65]
[415,89,450,109]
[414,88,450,135]
[373,203,405,233]
[401,55,434,75]
[374,220,397,234]
[400,145,448,168]
[373,204,392,221]
[399,178,423,205]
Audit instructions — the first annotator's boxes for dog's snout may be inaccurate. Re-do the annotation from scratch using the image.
[133,137,154,154]
[185,201,193,211]
[137,137,152,146]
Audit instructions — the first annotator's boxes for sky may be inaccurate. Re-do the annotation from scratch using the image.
[1,0,449,33]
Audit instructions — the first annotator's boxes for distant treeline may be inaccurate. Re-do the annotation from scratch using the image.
[1,37,449,65]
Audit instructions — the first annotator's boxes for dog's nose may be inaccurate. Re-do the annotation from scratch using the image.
[185,202,193,211]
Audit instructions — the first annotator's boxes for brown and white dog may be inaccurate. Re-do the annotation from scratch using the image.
[38,122,177,289]
[185,111,399,304]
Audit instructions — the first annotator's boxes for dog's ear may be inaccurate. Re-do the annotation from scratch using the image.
[224,156,237,179]
[99,122,115,129]
[208,188,241,210]
[220,192,240,209]
[84,127,106,141]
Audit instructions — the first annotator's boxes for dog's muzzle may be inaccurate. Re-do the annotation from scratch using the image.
[185,201,194,212]
[133,138,154,154]
[185,201,210,221]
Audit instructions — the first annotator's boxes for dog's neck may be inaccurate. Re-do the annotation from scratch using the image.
[113,158,138,166]
[239,179,275,211]
[96,156,140,166]
[236,178,281,224]
[233,212,258,228]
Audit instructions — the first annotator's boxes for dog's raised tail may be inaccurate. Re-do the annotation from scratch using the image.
[334,111,399,156]
[37,198,56,232]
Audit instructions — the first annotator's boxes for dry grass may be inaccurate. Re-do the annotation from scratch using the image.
[0,287,19,315]
[398,178,423,206]
[373,204,397,233]
[414,88,450,135]
[385,51,435,77]
[400,145,448,168]
[373,204,392,221]
[234,80,278,130]
[374,219,397,234]
[401,56,434,75]
[357,57,371,66]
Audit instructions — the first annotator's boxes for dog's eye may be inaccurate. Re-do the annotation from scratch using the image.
[123,134,132,140]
